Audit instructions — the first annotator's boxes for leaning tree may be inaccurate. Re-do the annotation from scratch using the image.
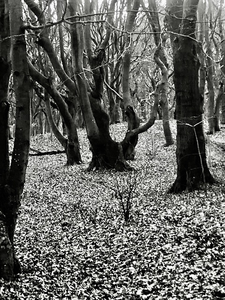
[166,0,215,192]
[24,0,82,165]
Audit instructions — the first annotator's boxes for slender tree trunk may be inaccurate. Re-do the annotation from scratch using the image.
[44,92,67,148]
[168,0,214,193]
[218,0,225,124]
[205,4,214,134]
[214,83,224,131]
[144,0,173,146]
[197,0,206,103]
[57,0,69,76]
[122,0,141,159]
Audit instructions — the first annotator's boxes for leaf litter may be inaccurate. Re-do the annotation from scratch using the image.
[1,120,225,300]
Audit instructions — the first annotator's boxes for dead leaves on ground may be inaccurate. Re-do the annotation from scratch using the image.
[1,121,225,299]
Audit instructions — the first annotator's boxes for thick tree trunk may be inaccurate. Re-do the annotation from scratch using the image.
[169,0,214,193]
[88,95,132,171]
[0,103,15,281]
[68,0,134,170]
[0,0,15,280]
[0,0,31,280]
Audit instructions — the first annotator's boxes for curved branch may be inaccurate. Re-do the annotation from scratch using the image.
[45,94,67,148]
[24,0,77,94]
[28,60,74,133]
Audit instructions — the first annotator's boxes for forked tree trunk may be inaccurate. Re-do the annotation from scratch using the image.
[168,0,215,192]
[68,0,132,171]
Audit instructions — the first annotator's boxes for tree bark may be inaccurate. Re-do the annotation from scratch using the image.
[28,61,82,164]
[214,83,224,131]
[145,0,173,146]
[218,0,225,124]
[68,0,132,171]
[122,0,141,159]
[205,3,214,134]
[168,0,215,193]
[0,0,14,280]
[197,0,206,99]
[24,0,82,165]
[44,92,67,148]
[0,0,31,280]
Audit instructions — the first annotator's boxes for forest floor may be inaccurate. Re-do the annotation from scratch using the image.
[1,120,225,300]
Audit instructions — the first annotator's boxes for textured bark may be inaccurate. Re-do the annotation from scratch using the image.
[168,0,214,193]
[0,0,31,280]
[0,0,14,280]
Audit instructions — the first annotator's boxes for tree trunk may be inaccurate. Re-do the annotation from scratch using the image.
[0,0,15,280]
[197,0,206,98]
[168,0,215,193]
[0,0,31,280]
[122,0,141,159]
[24,0,82,165]
[28,61,82,165]
[214,83,224,131]
[205,5,214,134]
[44,92,67,147]
[218,0,225,124]
[68,0,131,171]
[145,0,174,146]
